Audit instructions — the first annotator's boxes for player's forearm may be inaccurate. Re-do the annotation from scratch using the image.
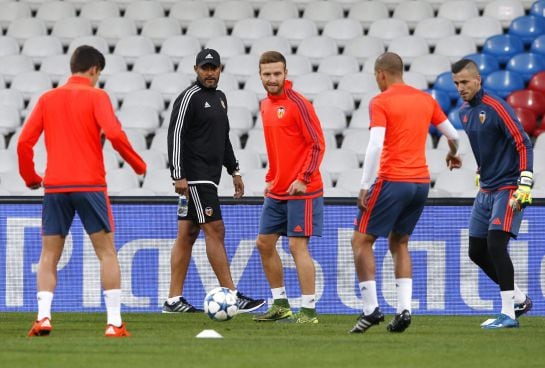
[360,127,384,189]
[436,120,459,156]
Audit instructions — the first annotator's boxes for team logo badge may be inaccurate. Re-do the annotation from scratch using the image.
[462,115,468,124]
[277,106,285,119]
[479,111,486,124]
[205,207,214,217]
[220,99,226,109]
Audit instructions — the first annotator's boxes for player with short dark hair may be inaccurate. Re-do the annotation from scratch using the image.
[451,59,534,329]
[164,48,264,314]
[252,51,325,324]
[350,52,461,334]
[19,45,147,337]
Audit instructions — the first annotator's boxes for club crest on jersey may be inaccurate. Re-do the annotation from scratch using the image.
[205,207,214,217]
[220,99,226,109]
[463,114,468,124]
[277,106,285,119]
[479,111,486,124]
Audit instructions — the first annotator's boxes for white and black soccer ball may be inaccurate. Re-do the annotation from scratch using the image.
[203,287,238,321]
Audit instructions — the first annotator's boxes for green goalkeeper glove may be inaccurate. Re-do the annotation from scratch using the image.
[509,171,533,211]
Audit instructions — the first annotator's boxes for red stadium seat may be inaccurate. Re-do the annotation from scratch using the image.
[528,71,545,94]
[506,89,545,117]
[513,107,538,136]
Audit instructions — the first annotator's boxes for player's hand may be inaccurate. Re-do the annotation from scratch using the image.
[509,171,533,211]
[445,152,462,170]
[28,182,42,190]
[232,175,244,199]
[287,180,306,195]
[173,178,189,196]
[357,189,369,211]
[475,173,480,188]
[263,182,271,196]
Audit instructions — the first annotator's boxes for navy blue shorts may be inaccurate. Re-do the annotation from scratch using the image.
[259,196,323,237]
[354,180,429,238]
[179,184,222,224]
[42,191,113,236]
[469,188,523,238]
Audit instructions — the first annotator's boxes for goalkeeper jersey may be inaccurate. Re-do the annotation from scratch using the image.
[260,80,325,200]
[457,88,533,191]
[17,75,146,193]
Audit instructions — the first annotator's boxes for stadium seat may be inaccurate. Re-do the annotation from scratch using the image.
[506,53,545,83]
[303,1,344,29]
[36,1,76,29]
[186,18,227,46]
[483,0,525,28]
[116,106,160,135]
[229,131,241,150]
[160,35,201,65]
[314,89,356,117]
[11,71,52,100]
[426,89,454,113]
[22,36,63,65]
[224,54,260,84]
[461,16,503,47]
[7,18,47,46]
[403,71,429,90]
[338,72,380,101]
[343,36,385,65]
[297,36,338,66]
[531,35,545,58]
[0,89,25,112]
[104,72,146,100]
[132,54,175,82]
[513,107,538,136]
[141,18,182,47]
[388,36,430,64]
[506,89,545,116]
[168,1,209,29]
[323,187,352,198]
[321,149,359,181]
[348,1,389,30]
[292,73,334,101]
[150,72,192,101]
[483,70,525,99]
[175,54,202,76]
[368,18,410,47]
[377,0,404,11]
[437,129,471,154]
[463,53,501,78]
[322,130,338,151]
[68,36,109,56]
[122,89,165,113]
[0,36,19,58]
[97,18,137,47]
[341,130,370,164]
[482,34,525,65]
[434,35,477,63]
[317,55,360,84]
[284,54,313,78]
[113,36,155,65]
[106,168,141,195]
[20,92,44,119]
[80,2,121,28]
[535,134,545,151]
[447,108,464,130]
[149,128,168,154]
[410,54,452,84]
[335,168,363,196]
[438,1,479,29]
[321,19,363,48]
[205,36,245,62]
[508,15,545,46]
[217,72,240,93]
[393,1,434,30]
[362,55,381,74]
[225,90,259,117]
[142,169,174,195]
[227,106,254,135]
[0,106,21,135]
[244,130,268,164]
[232,18,273,47]
[214,1,254,28]
[40,54,71,84]
[250,36,292,57]
[0,170,41,195]
[0,2,31,31]
[98,54,128,83]
[124,1,165,28]
[413,17,456,48]
[0,150,17,173]
[241,168,267,196]
[241,74,265,100]
[50,17,92,47]
[531,0,545,16]
[276,18,318,48]
[528,71,545,93]
[258,1,298,28]
[0,56,33,84]
[234,148,262,174]
[430,168,478,197]
[313,105,347,134]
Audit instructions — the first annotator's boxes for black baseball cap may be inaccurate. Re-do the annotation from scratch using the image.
[196,48,221,67]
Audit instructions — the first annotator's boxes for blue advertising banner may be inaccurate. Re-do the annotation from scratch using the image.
[1,202,544,315]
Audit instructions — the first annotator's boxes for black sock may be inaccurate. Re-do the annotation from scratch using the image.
[468,236,499,283]
[487,230,514,291]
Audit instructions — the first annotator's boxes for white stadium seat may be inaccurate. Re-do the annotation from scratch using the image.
[7,18,47,46]
[324,187,352,197]
[186,18,227,46]
[106,168,141,195]
[335,168,364,196]
[225,90,259,116]
[241,168,267,196]
[96,17,137,47]
[141,18,182,47]
[99,54,128,83]
[232,18,273,47]
[150,72,193,101]
[277,18,318,47]
[0,150,17,173]
[403,71,429,90]
[113,36,155,65]
[68,36,109,56]
[169,1,209,29]
[227,106,254,135]
[348,1,389,30]
[368,18,410,47]
[40,54,71,84]
[414,17,456,47]
[217,72,240,93]
[258,1,299,28]
[430,168,478,197]
[214,1,255,28]
[244,129,268,164]
[51,17,93,47]
[483,0,525,28]
[234,148,263,174]
[160,35,201,65]
[243,74,267,100]
[317,55,360,83]
[297,36,338,66]
[104,72,146,100]
[36,1,76,28]
[139,149,167,170]
[461,16,503,47]
[322,19,364,47]
[0,55,35,84]
[0,36,19,58]
[410,54,452,83]
[438,0,479,29]
[313,89,356,116]
[224,54,260,83]
[341,130,370,164]
[347,108,371,131]
[292,73,334,101]
[250,36,292,56]
[80,1,120,28]
[0,89,25,112]
[0,2,31,31]
[434,35,477,62]
[388,36,430,65]
[393,0,435,30]
[321,149,360,181]
[142,168,174,195]
[0,106,21,135]
[11,71,52,100]
[344,36,386,65]
[124,1,165,28]
[22,36,63,65]
[116,105,160,135]
[303,1,344,29]
[132,54,175,82]
[313,105,346,134]
[205,36,246,62]
[122,89,166,113]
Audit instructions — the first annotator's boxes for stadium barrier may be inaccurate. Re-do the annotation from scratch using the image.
[1,197,543,315]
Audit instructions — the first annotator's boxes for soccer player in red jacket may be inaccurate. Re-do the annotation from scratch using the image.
[18,46,146,337]
[253,51,325,324]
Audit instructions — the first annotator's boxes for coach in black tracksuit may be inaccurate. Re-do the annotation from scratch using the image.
[163,48,264,314]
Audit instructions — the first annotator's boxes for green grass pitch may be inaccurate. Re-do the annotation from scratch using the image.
[1,312,544,368]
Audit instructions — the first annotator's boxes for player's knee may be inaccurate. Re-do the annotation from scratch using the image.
[256,236,274,255]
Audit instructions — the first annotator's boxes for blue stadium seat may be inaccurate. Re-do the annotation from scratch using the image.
[433,72,459,101]
[425,89,452,114]
[463,53,500,78]
[508,15,545,46]
[448,108,463,130]
[531,35,545,56]
[482,34,524,65]
[506,53,545,83]
[483,70,525,99]
[530,0,545,17]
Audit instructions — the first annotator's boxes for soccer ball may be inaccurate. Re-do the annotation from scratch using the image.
[203,287,238,321]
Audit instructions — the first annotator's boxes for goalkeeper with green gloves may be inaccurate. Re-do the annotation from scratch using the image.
[451,59,534,329]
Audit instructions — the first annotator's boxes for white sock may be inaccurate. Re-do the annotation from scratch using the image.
[301,294,316,309]
[513,284,526,304]
[271,287,287,300]
[104,289,122,327]
[359,280,379,316]
[396,278,412,314]
[500,290,516,319]
[167,295,181,304]
[37,291,53,320]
